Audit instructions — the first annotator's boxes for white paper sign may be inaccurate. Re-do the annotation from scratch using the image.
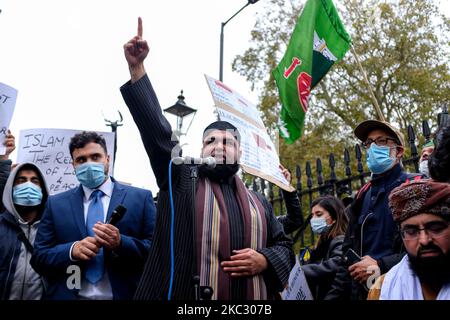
[0,82,18,155]
[204,75,294,191]
[281,256,314,300]
[17,128,115,195]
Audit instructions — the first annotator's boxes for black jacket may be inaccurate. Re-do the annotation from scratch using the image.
[0,212,30,299]
[277,189,303,235]
[0,159,12,213]
[120,75,295,300]
[302,235,345,300]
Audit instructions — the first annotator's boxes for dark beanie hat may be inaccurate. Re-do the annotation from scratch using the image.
[203,121,241,142]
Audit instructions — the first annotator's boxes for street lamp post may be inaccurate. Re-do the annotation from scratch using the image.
[104,110,123,170]
[219,0,260,82]
[163,90,197,141]
[438,104,449,129]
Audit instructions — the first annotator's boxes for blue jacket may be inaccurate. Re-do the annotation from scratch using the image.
[30,179,156,300]
[0,212,37,299]
[358,164,409,259]
[325,164,421,300]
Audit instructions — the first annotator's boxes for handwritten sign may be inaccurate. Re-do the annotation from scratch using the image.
[205,75,294,192]
[0,82,18,155]
[281,256,314,300]
[17,128,115,195]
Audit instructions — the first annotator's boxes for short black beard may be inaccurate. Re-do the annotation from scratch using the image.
[15,204,40,214]
[199,163,239,182]
[14,204,42,222]
[408,246,450,285]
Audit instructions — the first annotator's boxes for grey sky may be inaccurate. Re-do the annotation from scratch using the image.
[1,0,261,194]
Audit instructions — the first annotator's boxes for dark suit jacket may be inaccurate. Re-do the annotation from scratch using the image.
[120,75,294,300]
[30,179,156,300]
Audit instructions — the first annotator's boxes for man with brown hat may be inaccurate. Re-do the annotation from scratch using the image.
[368,180,450,300]
[326,119,422,300]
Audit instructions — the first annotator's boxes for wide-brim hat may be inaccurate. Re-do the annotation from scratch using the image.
[354,119,405,146]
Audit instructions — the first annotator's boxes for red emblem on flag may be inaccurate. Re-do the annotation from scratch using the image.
[297,72,312,112]
[283,57,302,79]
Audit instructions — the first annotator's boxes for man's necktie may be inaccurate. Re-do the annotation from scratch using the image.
[85,189,105,284]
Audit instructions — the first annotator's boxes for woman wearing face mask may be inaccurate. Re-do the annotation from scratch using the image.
[301,195,348,300]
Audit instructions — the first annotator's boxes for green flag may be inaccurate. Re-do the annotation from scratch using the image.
[273,0,351,144]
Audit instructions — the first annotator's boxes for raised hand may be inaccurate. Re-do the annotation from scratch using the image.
[279,164,292,184]
[0,130,16,160]
[124,17,149,82]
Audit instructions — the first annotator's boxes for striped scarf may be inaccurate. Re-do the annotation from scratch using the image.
[195,176,268,300]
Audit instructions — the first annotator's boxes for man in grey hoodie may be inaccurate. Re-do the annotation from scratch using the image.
[0,162,49,300]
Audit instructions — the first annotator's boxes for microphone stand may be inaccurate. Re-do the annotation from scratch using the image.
[190,165,200,300]
[189,165,213,300]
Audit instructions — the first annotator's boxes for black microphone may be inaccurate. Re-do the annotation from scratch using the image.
[172,156,216,168]
[107,205,127,226]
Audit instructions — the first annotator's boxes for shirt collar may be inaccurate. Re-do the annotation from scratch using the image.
[82,176,114,201]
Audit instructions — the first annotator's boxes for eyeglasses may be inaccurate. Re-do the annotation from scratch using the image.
[362,136,398,149]
[400,221,449,240]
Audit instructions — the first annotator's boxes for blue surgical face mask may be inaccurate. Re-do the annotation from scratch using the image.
[75,162,106,189]
[310,217,331,235]
[13,182,43,206]
[366,144,396,174]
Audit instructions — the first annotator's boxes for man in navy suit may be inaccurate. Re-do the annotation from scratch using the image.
[31,131,156,300]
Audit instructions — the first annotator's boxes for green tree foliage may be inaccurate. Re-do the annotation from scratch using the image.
[235,0,449,249]
[234,0,450,175]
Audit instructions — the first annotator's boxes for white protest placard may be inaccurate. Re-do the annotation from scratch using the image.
[0,82,18,155]
[204,75,294,191]
[17,129,115,195]
[281,256,314,300]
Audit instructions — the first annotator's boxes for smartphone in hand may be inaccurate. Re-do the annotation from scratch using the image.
[344,248,362,265]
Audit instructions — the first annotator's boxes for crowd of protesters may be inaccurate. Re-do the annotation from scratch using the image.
[0,18,448,301]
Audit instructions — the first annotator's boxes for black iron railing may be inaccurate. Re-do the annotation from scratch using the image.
[250,107,448,249]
